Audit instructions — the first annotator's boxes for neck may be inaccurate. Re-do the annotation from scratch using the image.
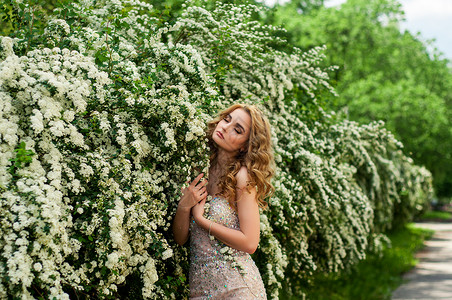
[215,148,236,167]
[207,151,228,196]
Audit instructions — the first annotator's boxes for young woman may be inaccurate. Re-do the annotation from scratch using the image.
[172,104,274,299]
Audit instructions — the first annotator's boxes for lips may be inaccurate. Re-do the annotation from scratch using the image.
[216,131,224,139]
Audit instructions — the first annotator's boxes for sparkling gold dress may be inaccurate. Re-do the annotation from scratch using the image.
[189,196,267,299]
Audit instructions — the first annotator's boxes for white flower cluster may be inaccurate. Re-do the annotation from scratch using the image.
[0,37,111,299]
[0,0,433,299]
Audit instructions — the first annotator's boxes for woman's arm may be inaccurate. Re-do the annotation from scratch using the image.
[173,173,208,246]
[192,167,261,254]
[172,205,192,246]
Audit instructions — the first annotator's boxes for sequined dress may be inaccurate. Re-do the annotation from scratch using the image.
[189,196,267,299]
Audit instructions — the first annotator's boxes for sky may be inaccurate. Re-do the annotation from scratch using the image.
[261,0,452,61]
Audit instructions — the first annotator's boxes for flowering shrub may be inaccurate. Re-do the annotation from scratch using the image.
[0,0,432,299]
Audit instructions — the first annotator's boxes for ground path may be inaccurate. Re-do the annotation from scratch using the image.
[392,222,452,300]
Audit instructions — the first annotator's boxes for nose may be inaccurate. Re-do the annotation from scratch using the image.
[220,121,231,132]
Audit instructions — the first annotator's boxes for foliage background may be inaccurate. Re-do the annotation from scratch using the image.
[0,0,440,299]
[271,0,452,199]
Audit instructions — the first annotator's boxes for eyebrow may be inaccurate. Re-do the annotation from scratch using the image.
[228,114,246,133]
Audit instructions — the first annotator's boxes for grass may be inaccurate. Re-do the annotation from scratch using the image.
[283,223,434,300]
[419,210,452,221]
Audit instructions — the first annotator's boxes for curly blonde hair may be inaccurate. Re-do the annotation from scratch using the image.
[207,104,275,209]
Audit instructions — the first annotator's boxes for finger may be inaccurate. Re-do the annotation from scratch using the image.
[198,187,207,196]
[191,173,204,187]
[197,178,208,188]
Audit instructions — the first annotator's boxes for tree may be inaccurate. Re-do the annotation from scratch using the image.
[273,0,452,198]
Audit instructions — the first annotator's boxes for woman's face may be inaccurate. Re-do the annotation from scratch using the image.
[212,108,251,154]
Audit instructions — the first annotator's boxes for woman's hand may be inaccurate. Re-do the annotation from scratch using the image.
[173,173,208,246]
[192,199,206,223]
[177,173,208,212]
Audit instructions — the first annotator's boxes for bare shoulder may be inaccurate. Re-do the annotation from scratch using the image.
[235,166,257,207]
[235,166,251,189]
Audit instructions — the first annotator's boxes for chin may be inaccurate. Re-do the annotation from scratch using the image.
[212,134,221,145]
[212,136,230,152]
[213,138,226,150]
